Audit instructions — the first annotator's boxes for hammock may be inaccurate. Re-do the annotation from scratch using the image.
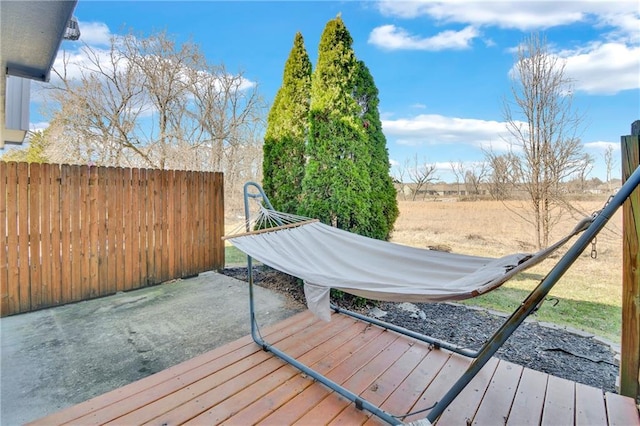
[225,206,591,321]
[226,170,640,424]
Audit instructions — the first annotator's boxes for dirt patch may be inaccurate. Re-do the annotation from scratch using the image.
[221,266,619,393]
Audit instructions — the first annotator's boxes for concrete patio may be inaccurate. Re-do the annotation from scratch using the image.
[0,271,301,425]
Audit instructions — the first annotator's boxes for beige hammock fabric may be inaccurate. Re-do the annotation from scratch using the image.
[227,219,538,321]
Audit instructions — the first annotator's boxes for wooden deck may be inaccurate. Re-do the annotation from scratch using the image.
[30,310,640,425]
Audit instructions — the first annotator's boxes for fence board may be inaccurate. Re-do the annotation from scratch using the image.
[1,163,224,316]
[79,165,90,301]
[162,170,171,281]
[138,169,147,287]
[71,166,83,302]
[203,172,211,269]
[105,167,117,294]
[127,168,136,289]
[194,172,202,272]
[121,167,129,289]
[140,168,150,286]
[60,166,72,302]
[191,172,200,275]
[97,166,108,296]
[75,166,85,301]
[0,162,8,314]
[163,169,170,281]
[5,162,19,314]
[199,172,207,272]
[152,168,160,282]
[146,169,156,284]
[165,170,174,279]
[40,164,52,308]
[193,172,200,275]
[190,171,197,276]
[88,166,99,299]
[170,170,178,277]
[50,165,61,305]
[17,162,30,312]
[180,171,189,277]
[117,168,124,291]
[29,164,42,310]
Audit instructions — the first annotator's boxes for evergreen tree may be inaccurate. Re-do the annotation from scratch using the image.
[262,32,312,213]
[299,15,372,235]
[1,130,50,163]
[353,61,398,240]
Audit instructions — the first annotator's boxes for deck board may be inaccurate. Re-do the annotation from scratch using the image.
[274,327,399,424]
[506,367,548,426]
[405,354,471,423]
[362,348,452,425]
[436,357,499,426]
[541,375,576,426]
[221,319,370,425]
[30,310,640,426]
[575,382,608,425]
[606,392,640,425]
[472,360,523,425]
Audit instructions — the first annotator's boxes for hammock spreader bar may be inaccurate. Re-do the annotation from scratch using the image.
[231,165,640,425]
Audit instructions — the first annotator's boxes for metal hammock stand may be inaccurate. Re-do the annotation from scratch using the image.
[231,165,640,425]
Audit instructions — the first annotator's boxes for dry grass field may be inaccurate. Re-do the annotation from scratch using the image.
[391,197,624,342]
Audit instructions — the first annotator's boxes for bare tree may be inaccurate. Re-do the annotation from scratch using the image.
[573,153,594,193]
[463,161,489,199]
[121,32,200,169]
[603,144,615,192]
[40,30,266,206]
[392,162,409,200]
[187,63,265,173]
[485,151,519,200]
[406,154,439,201]
[449,161,464,196]
[502,33,586,249]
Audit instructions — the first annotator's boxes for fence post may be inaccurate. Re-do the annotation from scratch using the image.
[620,120,640,401]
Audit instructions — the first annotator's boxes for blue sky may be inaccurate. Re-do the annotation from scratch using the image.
[29,0,640,181]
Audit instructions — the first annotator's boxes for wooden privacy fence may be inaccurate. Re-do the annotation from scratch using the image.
[0,162,224,317]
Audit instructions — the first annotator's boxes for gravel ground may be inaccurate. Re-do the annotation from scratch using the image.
[221,266,619,393]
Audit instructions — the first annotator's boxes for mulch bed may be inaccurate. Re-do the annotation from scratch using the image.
[220,265,619,393]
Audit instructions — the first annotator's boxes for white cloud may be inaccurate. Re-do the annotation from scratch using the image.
[597,13,640,45]
[376,1,586,30]
[584,141,620,151]
[34,25,258,109]
[506,40,640,95]
[375,1,640,92]
[77,21,112,46]
[52,46,116,83]
[382,114,516,151]
[30,122,49,132]
[562,42,640,94]
[483,38,497,48]
[369,24,478,50]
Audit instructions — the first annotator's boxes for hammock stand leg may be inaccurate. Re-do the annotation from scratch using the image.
[247,266,402,425]
[243,182,402,424]
[422,165,640,423]
[241,166,640,425]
